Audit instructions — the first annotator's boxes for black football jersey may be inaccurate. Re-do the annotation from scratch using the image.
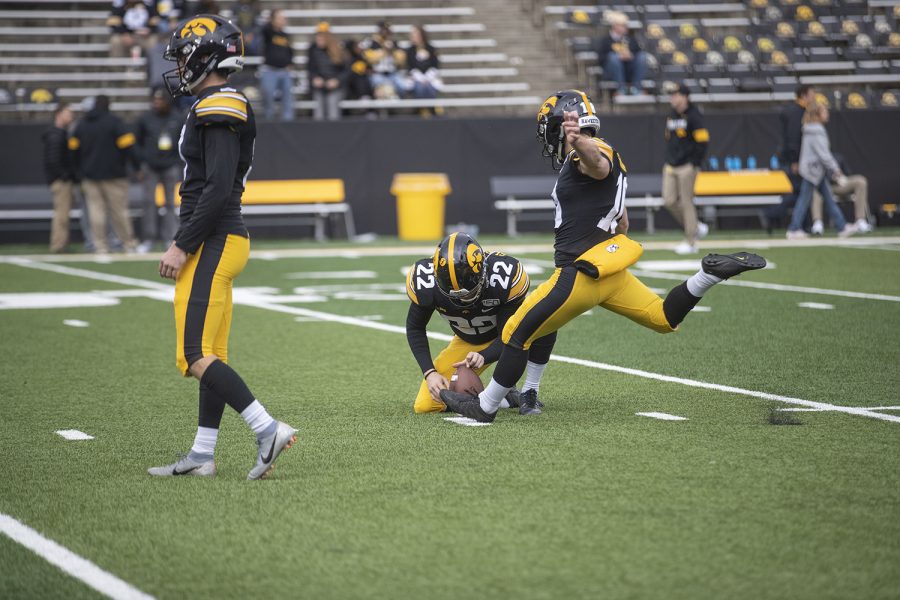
[174,84,255,253]
[406,252,530,345]
[550,137,628,267]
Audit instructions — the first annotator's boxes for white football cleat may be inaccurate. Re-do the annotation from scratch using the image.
[786,230,809,240]
[148,454,216,477]
[248,421,298,481]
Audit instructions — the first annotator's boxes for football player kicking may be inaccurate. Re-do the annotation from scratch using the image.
[148,15,296,479]
[440,90,767,423]
[406,232,557,415]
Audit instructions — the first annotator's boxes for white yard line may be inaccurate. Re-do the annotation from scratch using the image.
[3,236,900,263]
[0,513,154,600]
[443,416,491,427]
[636,412,688,421]
[56,429,94,440]
[9,260,899,425]
[631,269,900,303]
[779,406,900,412]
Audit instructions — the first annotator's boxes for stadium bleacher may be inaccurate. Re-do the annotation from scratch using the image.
[0,0,542,119]
[539,0,900,109]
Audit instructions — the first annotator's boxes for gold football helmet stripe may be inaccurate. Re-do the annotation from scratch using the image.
[447,231,460,291]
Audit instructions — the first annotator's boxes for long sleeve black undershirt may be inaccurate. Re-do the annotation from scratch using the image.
[174,125,239,254]
[406,302,435,374]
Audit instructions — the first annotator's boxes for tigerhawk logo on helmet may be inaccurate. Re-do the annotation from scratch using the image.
[536,89,601,170]
[163,14,245,97]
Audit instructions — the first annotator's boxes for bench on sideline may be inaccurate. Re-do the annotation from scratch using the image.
[491,171,791,236]
[0,179,355,242]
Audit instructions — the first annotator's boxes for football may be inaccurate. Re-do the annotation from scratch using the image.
[449,365,484,396]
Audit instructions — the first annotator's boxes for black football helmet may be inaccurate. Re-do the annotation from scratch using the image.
[433,232,486,307]
[536,89,601,170]
[163,15,245,97]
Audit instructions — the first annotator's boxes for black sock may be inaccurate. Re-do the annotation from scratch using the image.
[527,332,557,365]
[198,382,226,429]
[663,282,701,329]
[493,344,529,388]
[199,359,255,414]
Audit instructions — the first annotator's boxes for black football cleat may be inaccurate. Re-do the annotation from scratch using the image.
[518,389,543,416]
[439,389,496,423]
[701,252,766,280]
[505,388,521,408]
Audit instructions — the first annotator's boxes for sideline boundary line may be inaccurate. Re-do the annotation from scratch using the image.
[8,259,899,424]
[0,513,154,600]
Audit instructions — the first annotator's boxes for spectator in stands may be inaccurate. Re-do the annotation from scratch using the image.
[345,40,375,101]
[135,87,183,252]
[108,0,160,58]
[811,153,873,235]
[786,102,856,239]
[232,0,261,54]
[594,11,647,96]
[405,25,442,102]
[307,22,348,121]
[260,9,295,121]
[43,103,77,254]
[361,21,406,99]
[69,95,141,254]
[662,84,709,255]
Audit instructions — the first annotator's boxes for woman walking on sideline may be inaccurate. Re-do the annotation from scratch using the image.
[786,102,856,239]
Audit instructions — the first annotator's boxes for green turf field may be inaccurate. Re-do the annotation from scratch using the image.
[2,235,899,600]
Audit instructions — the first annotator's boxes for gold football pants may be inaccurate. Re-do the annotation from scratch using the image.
[502,267,675,350]
[414,336,492,413]
[174,234,250,376]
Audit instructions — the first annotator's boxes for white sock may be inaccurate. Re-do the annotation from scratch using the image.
[479,379,510,414]
[240,400,276,437]
[522,361,547,393]
[499,399,511,409]
[189,426,218,460]
[685,269,722,298]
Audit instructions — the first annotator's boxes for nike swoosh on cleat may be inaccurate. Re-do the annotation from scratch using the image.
[172,465,200,476]
[261,436,277,464]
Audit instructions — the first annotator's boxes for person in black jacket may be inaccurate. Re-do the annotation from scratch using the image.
[69,95,140,254]
[42,103,77,253]
[307,22,347,121]
[136,87,184,251]
[259,9,294,120]
[662,84,710,254]
[594,11,647,95]
[405,25,441,100]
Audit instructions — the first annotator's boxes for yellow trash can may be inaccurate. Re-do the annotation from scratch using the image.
[391,173,451,241]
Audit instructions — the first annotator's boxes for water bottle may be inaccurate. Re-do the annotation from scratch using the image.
[725,155,735,171]
[733,156,743,170]
[769,154,780,170]
[708,156,719,171]
[747,155,757,170]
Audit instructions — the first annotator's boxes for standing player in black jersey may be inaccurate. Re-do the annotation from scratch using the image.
[148,15,297,480]
[440,90,766,423]
[405,232,556,415]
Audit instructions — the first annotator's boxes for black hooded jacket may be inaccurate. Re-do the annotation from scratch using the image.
[69,104,139,180]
